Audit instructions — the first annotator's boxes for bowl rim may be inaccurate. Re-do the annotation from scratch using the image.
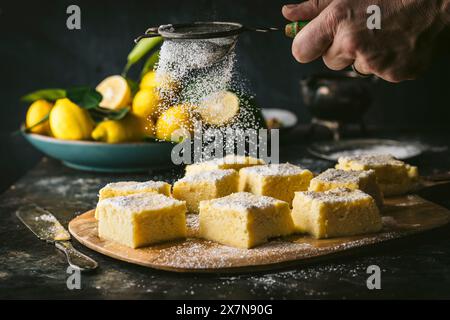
[22,131,175,147]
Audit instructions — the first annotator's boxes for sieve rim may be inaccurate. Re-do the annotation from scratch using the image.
[157,21,245,39]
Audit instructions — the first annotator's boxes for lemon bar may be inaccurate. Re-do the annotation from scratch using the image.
[185,155,265,175]
[291,188,382,239]
[173,169,238,213]
[199,192,294,248]
[309,168,383,208]
[97,193,187,248]
[335,154,419,196]
[95,180,171,219]
[238,163,313,205]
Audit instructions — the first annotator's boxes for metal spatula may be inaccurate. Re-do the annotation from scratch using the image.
[16,204,98,272]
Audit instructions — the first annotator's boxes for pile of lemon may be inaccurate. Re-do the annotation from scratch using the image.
[25,72,196,143]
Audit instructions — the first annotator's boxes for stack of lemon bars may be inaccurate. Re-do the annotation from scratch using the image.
[95,154,419,249]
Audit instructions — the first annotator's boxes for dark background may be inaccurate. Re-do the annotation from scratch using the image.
[1,0,450,192]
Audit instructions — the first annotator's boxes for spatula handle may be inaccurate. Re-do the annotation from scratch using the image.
[55,241,98,272]
[285,21,310,38]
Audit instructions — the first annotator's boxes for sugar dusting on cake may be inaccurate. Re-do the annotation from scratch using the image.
[100,193,182,211]
[102,181,168,192]
[241,163,309,177]
[313,168,373,183]
[177,169,236,183]
[207,192,282,210]
[338,154,404,167]
[300,188,371,203]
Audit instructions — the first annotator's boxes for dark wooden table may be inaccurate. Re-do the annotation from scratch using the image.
[2,132,450,299]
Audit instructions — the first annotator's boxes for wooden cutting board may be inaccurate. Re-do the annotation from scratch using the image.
[68,195,450,273]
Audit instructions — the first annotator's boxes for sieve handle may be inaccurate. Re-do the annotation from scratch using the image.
[245,26,280,33]
[134,27,161,43]
[284,21,310,38]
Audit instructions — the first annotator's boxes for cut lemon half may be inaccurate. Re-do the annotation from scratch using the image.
[198,91,240,126]
[96,75,131,110]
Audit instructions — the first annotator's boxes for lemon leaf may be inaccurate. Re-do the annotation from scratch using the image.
[67,87,102,110]
[21,89,66,103]
[140,50,160,79]
[90,106,130,122]
[125,78,139,96]
[23,113,50,133]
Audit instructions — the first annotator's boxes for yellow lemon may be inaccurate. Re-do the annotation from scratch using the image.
[92,115,155,143]
[96,75,131,110]
[131,89,160,119]
[156,105,193,142]
[141,71,180,95]
[140,71,158,90]
[25,99,53,135]
[50,98,94,140]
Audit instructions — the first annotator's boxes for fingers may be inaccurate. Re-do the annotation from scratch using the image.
[282,0,333,21]
[291,7,338,63]
[352,58,372,76]
[322,29,356,70]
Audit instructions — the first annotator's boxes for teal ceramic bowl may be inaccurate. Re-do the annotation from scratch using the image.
[23,132,176,172]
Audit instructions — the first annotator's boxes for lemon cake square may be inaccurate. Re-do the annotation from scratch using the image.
[291,188,382,239]
[97,193,187,248]
[308,168,384,208]
[199,192,294,249]
[95,180,172,219]
[185,155,265,175]
[173,169,238,213]
[335,154,419,196]
[238,163,313,205]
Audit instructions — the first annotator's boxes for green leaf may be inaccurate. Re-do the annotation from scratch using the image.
[140,50,160,79]
[22,113,50,133]
[21,89,66,103]
[66,87,102,109]
[90,106,130,121]
[125,78,139,96]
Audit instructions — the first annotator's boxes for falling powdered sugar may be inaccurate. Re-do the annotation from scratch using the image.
[154,37,262,134]
[156,38,237,107]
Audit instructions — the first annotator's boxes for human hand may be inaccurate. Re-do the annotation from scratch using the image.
[282,0,450,82]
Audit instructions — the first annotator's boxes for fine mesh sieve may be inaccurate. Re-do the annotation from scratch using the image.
[135,21,308,66]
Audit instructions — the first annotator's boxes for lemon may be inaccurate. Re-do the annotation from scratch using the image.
[25,99,53,135]
[92,115,155,143]
[96,75,131,110]
[131,89,160,119]
[140,71,158,90]
[198,91,240,125]
[141,71,180,95]
[50,98,94,140]
[156,105,193,142]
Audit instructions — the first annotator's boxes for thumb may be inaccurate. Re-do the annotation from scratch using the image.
[282,0,334,21]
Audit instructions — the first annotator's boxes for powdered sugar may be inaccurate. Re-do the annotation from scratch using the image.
[101,181,169,192]
[240,163,310,177]
[312,168,374,183]
[176,169,236,183]
[299,188,371,203]
[338,154,404,167]
[206,192,282,210]
[99,193,182,212]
